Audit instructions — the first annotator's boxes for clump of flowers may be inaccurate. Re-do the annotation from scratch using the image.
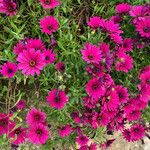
[0,1,150,150]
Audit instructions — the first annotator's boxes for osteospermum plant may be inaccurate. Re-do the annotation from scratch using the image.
[0,0,150,149]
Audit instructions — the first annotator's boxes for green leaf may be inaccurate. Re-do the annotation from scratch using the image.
[27,0,34,6]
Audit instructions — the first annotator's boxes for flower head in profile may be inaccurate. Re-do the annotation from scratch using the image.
[0,62,18,78]
[40,16,59,35]
[17,48,46,76]
[8,127,27,145]
[43,49,56,64]
[116,3,131,14]
[59,125,72,138]
[86,77,106,100]
[26,108,46,126]
[39,0,60,9]
[28,124,49,145]
[17,99,26,110]
[121,38,133,52]
[46,89,68,109]
[87,16,102,29]
[81,43,102,64]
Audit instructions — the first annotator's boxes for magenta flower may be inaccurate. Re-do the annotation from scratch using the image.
[100,139,115,149]
[115,85,129,103]
[39,0,60,9]
[115,52,133,73]
[40,16,59,35]
[116,3,131,14]
[46,89,69,109]
[28,124,49,145]
[43,49,56,64]
[0,62,18,78]
[86,77,106,100]
[26,38,45,50]
[76,135,89,146]
[110,15,123,24]
[130,124,145,141]
[126,109,141,121]
[136,18,150,38]
[0,0,17,16]
[17,49,46,76]
[122,129,131,142]
[17,99,26,110]
[81,42,102,64]
[59,125,72,138]
[121,38,133,52]
[8,127,27,145]
[55,62,65,72]
[102,87,120,111]
[87,16,102,29]
[0,113,15,135]
[14,41,27,55]
[26,108,46,126]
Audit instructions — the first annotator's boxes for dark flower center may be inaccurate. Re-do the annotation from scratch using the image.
[55,96,61,102]
[15,129,21,135]
[8,69,13,74]
[118,92,123,99]
[36,129,42,135]
[92,67,100,74]
[34,114,40,121]
[45,56,50,60]
[143,27,150,33]
[0,119,7,126]
[92,83,99,91]
[45,0,51,4]
[48,25,53,30]
[8,3,16,12]
[146,79,150,85]
[88,55,94,60]
[29,60,36,67]
[123,42,128,48]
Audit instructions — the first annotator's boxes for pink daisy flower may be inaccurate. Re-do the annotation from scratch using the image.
[122,129,131,142]
[86,64,105,77]
[126,109,141,121]
[136,18,150,38]
[87,16,102,29]
[39,0,60,9]
[115,52,133,73]
[115,85,129,103]
[110,15,123,24]
[26,108,46,126]
[59,125,72,138]
[83,96,98,109]
[76,135,89,146]
[79,145,88,150]
[102,87,120,110]
[130,124,145,141]
[85,77,106,100]
[17,99,26,110]
[0,0,17,16]
[81,42,102,64]
[55,62,65,72]
[46,89,69,109]
[0,62,18,78]
[28,124,49,145]
[8,127,27,145]
[40,16,59,35]
[17,48,46,76]
[13,40,27,55]
[116,3,131,14]
[26,38,45,50]
[43,49,56,64]
[121,38,133,52]
[70,111,81,124]
[0,113,15,135]
[140,70,150,87]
